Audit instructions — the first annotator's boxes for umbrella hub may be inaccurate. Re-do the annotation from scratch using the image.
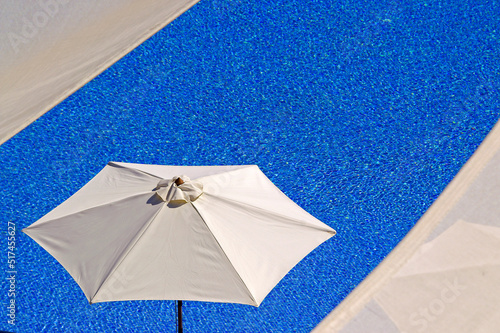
[154,175,203,204]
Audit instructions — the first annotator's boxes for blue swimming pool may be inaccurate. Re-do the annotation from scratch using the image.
[1,0,499,331]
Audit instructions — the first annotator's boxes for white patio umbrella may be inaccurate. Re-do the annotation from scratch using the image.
[23,162,335,331]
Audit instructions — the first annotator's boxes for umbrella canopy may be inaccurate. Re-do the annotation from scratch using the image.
[23,162,335,307]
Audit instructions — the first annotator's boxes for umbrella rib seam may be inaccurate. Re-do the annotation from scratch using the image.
[109,161,164,180]
[190,165,257,182]
[204,193,335,234]
[90,203,166,303]
[25,191,157,229]
[110,162,257,182]
[190,202,258,306]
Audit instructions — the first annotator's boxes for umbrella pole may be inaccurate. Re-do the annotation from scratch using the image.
[177,300,183,333]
